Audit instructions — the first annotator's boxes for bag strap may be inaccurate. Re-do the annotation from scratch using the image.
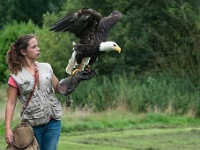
[22,63,40,113]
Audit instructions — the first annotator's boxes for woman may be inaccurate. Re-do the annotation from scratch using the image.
[5,34,95,150]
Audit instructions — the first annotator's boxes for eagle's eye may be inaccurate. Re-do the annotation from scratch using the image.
[113,44,117,47]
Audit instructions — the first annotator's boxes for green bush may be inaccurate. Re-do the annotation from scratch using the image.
[0,20,39,83]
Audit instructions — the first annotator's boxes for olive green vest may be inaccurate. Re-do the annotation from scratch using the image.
[11,62,62,126]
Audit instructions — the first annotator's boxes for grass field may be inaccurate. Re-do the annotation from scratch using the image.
[58,126,200,150]
[1,108,200,150]
[1,125,200,150]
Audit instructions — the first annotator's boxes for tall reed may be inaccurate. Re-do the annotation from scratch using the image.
[65,73,200,116]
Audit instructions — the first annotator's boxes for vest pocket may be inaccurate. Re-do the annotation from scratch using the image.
[23,105,46,126]
[52,104,62,119]
[20,80,33,95]
[48,95,62,119]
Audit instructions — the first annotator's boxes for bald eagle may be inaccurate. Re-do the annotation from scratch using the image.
[49,8,122,75]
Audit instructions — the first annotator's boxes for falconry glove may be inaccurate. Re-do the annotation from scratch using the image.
[57,70,96,95]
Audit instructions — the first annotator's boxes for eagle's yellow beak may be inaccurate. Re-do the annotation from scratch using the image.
[115,46,121,53]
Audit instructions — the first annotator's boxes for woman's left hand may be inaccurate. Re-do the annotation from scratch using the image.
[5,128,13,145]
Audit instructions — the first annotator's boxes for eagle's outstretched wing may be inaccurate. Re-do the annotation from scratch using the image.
[97,11,123,42]
[49,8,101,45]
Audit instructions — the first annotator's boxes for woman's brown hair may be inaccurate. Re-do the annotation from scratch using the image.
[6,34,36,75]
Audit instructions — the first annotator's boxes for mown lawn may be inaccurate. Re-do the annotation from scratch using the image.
[57,126,200,150]
[1,125,200,150]
[1,109,200,150]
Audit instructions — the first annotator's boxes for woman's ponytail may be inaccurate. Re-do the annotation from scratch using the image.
[6,43,23,74]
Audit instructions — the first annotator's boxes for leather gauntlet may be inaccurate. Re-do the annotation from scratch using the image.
[57,70,96,95]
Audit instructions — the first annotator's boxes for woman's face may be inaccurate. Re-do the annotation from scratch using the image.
[23,38,40,60]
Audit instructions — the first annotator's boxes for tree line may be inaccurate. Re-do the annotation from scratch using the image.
[0,0,200,83]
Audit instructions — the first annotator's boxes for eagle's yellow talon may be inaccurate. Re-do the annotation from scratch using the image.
[72,69,79,75]
[84,65,91,71]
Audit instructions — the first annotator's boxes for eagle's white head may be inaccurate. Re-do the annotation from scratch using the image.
[99,41,121,53]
